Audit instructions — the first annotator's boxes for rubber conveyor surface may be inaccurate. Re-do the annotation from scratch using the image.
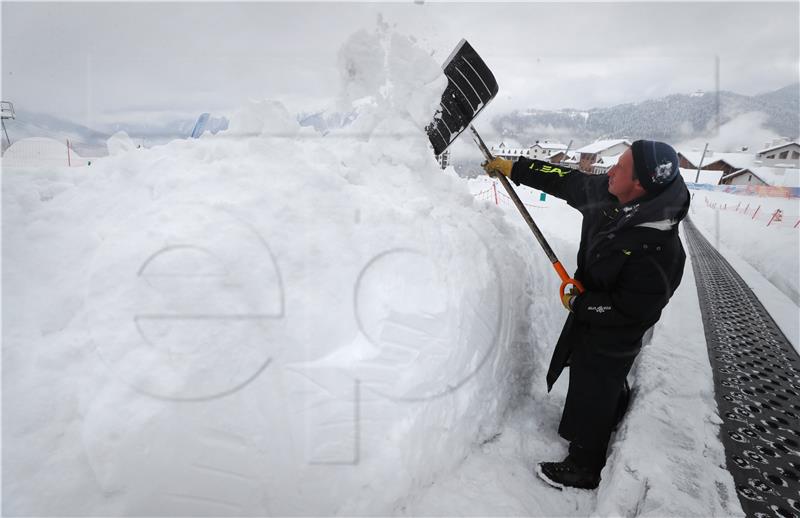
[683,217,800,517]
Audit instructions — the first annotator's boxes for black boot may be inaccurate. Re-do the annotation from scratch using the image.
[536,457,601,490]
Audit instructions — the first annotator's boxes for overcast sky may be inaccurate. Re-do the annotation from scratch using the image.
[2,1,798,129]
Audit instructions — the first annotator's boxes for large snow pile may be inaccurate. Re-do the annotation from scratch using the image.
[2,28,546,515]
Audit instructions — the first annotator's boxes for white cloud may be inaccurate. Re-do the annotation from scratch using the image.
[2,2,797,126]
[676,111,783,153]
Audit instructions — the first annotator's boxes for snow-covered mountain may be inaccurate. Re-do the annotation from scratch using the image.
[2,110,229,156]
[491,83,800,148]
[7,84,795,160]
[100,115,229,146]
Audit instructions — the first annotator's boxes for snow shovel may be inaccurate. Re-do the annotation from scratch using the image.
[426,39,584,298]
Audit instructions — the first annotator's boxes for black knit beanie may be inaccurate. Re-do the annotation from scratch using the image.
[631,140,679,194]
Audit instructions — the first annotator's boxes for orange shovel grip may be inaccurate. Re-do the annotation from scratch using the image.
[553,261,585,298]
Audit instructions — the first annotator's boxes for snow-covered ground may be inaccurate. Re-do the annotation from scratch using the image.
[0,27,769,517]
[687,187,800,305]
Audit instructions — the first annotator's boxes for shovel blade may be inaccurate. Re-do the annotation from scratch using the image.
[426,39,499,156]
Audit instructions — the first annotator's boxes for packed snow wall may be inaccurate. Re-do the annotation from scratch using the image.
[2,28,546,515]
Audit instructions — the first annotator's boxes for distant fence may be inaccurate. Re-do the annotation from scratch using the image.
[1,137,93,168]
[687,182,800,199]
[702,196,800,229]
[473,181,548,210]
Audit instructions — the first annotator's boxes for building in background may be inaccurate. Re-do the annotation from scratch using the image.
[490,139,569,162]
[677,142,800,188]
[591,153,622,175]
[490,142,531,160]
[719,166,800,188]
[574,139,630,173]
[529,139,568,160]
[756,140,800,168]
[549,150,578,165]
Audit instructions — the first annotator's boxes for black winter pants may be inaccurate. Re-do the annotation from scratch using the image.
[557,348,636,473]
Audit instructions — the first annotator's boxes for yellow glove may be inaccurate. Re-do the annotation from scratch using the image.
[482,157,513,178]
[561,287,578,311]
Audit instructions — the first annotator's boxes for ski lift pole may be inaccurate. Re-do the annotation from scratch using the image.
[469,125,584,297]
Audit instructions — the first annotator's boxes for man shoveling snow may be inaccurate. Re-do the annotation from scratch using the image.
[484,140,691,490]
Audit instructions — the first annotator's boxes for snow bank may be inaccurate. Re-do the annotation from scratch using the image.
[389,176,742,516]
[596,257,744,517]
[2,27,538,515]
[688,188,800,304]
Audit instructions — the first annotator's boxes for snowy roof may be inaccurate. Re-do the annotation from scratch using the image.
[680,167,722,185]
[702,152,758,171]
[561,154,579,163]
[575,139,630,154]
[720,169,767,186]
[746,166,800,188]
[757,141,799,155]
[532,141,568,150]
[593,153,621,167]
[677,149,758,171]
[677,150,705,168]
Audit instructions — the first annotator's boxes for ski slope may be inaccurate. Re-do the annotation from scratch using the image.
[2,26,780,516]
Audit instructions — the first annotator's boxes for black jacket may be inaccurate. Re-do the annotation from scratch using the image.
[509,158,690,390]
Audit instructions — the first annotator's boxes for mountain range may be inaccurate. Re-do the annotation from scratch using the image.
[3,84,797,158]
[491,83,799,149]
[2,110,229,156]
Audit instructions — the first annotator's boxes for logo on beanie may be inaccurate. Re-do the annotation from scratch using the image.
[654,161,674,183]
[631,140,679,193]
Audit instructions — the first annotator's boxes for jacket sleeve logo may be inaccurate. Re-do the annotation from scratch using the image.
[587,305,612,314]
[530,163,570,177]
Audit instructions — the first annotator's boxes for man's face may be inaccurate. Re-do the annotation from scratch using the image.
[607,149,645,203]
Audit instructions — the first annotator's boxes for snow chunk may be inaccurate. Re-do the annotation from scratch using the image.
[227,99,300,137]
[335,23,446,136]
[106,131,136,156]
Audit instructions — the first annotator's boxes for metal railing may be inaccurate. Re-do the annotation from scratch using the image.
[1,101,15,120]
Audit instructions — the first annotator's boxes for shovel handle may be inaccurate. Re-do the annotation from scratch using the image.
[470,125,585,299]
[554,261,584,297]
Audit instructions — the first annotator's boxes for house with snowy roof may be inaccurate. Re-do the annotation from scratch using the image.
[575,139,630,173]
[719,166,800,188]
[688,151,758,178]
[591,153,622,175]
[677,144,800,187]
[678,151,704,169]
[490,142,531,160]
[756,141,800,167]
[550,151,578,165]
[490,139,570,161]
[529,139,568,160]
